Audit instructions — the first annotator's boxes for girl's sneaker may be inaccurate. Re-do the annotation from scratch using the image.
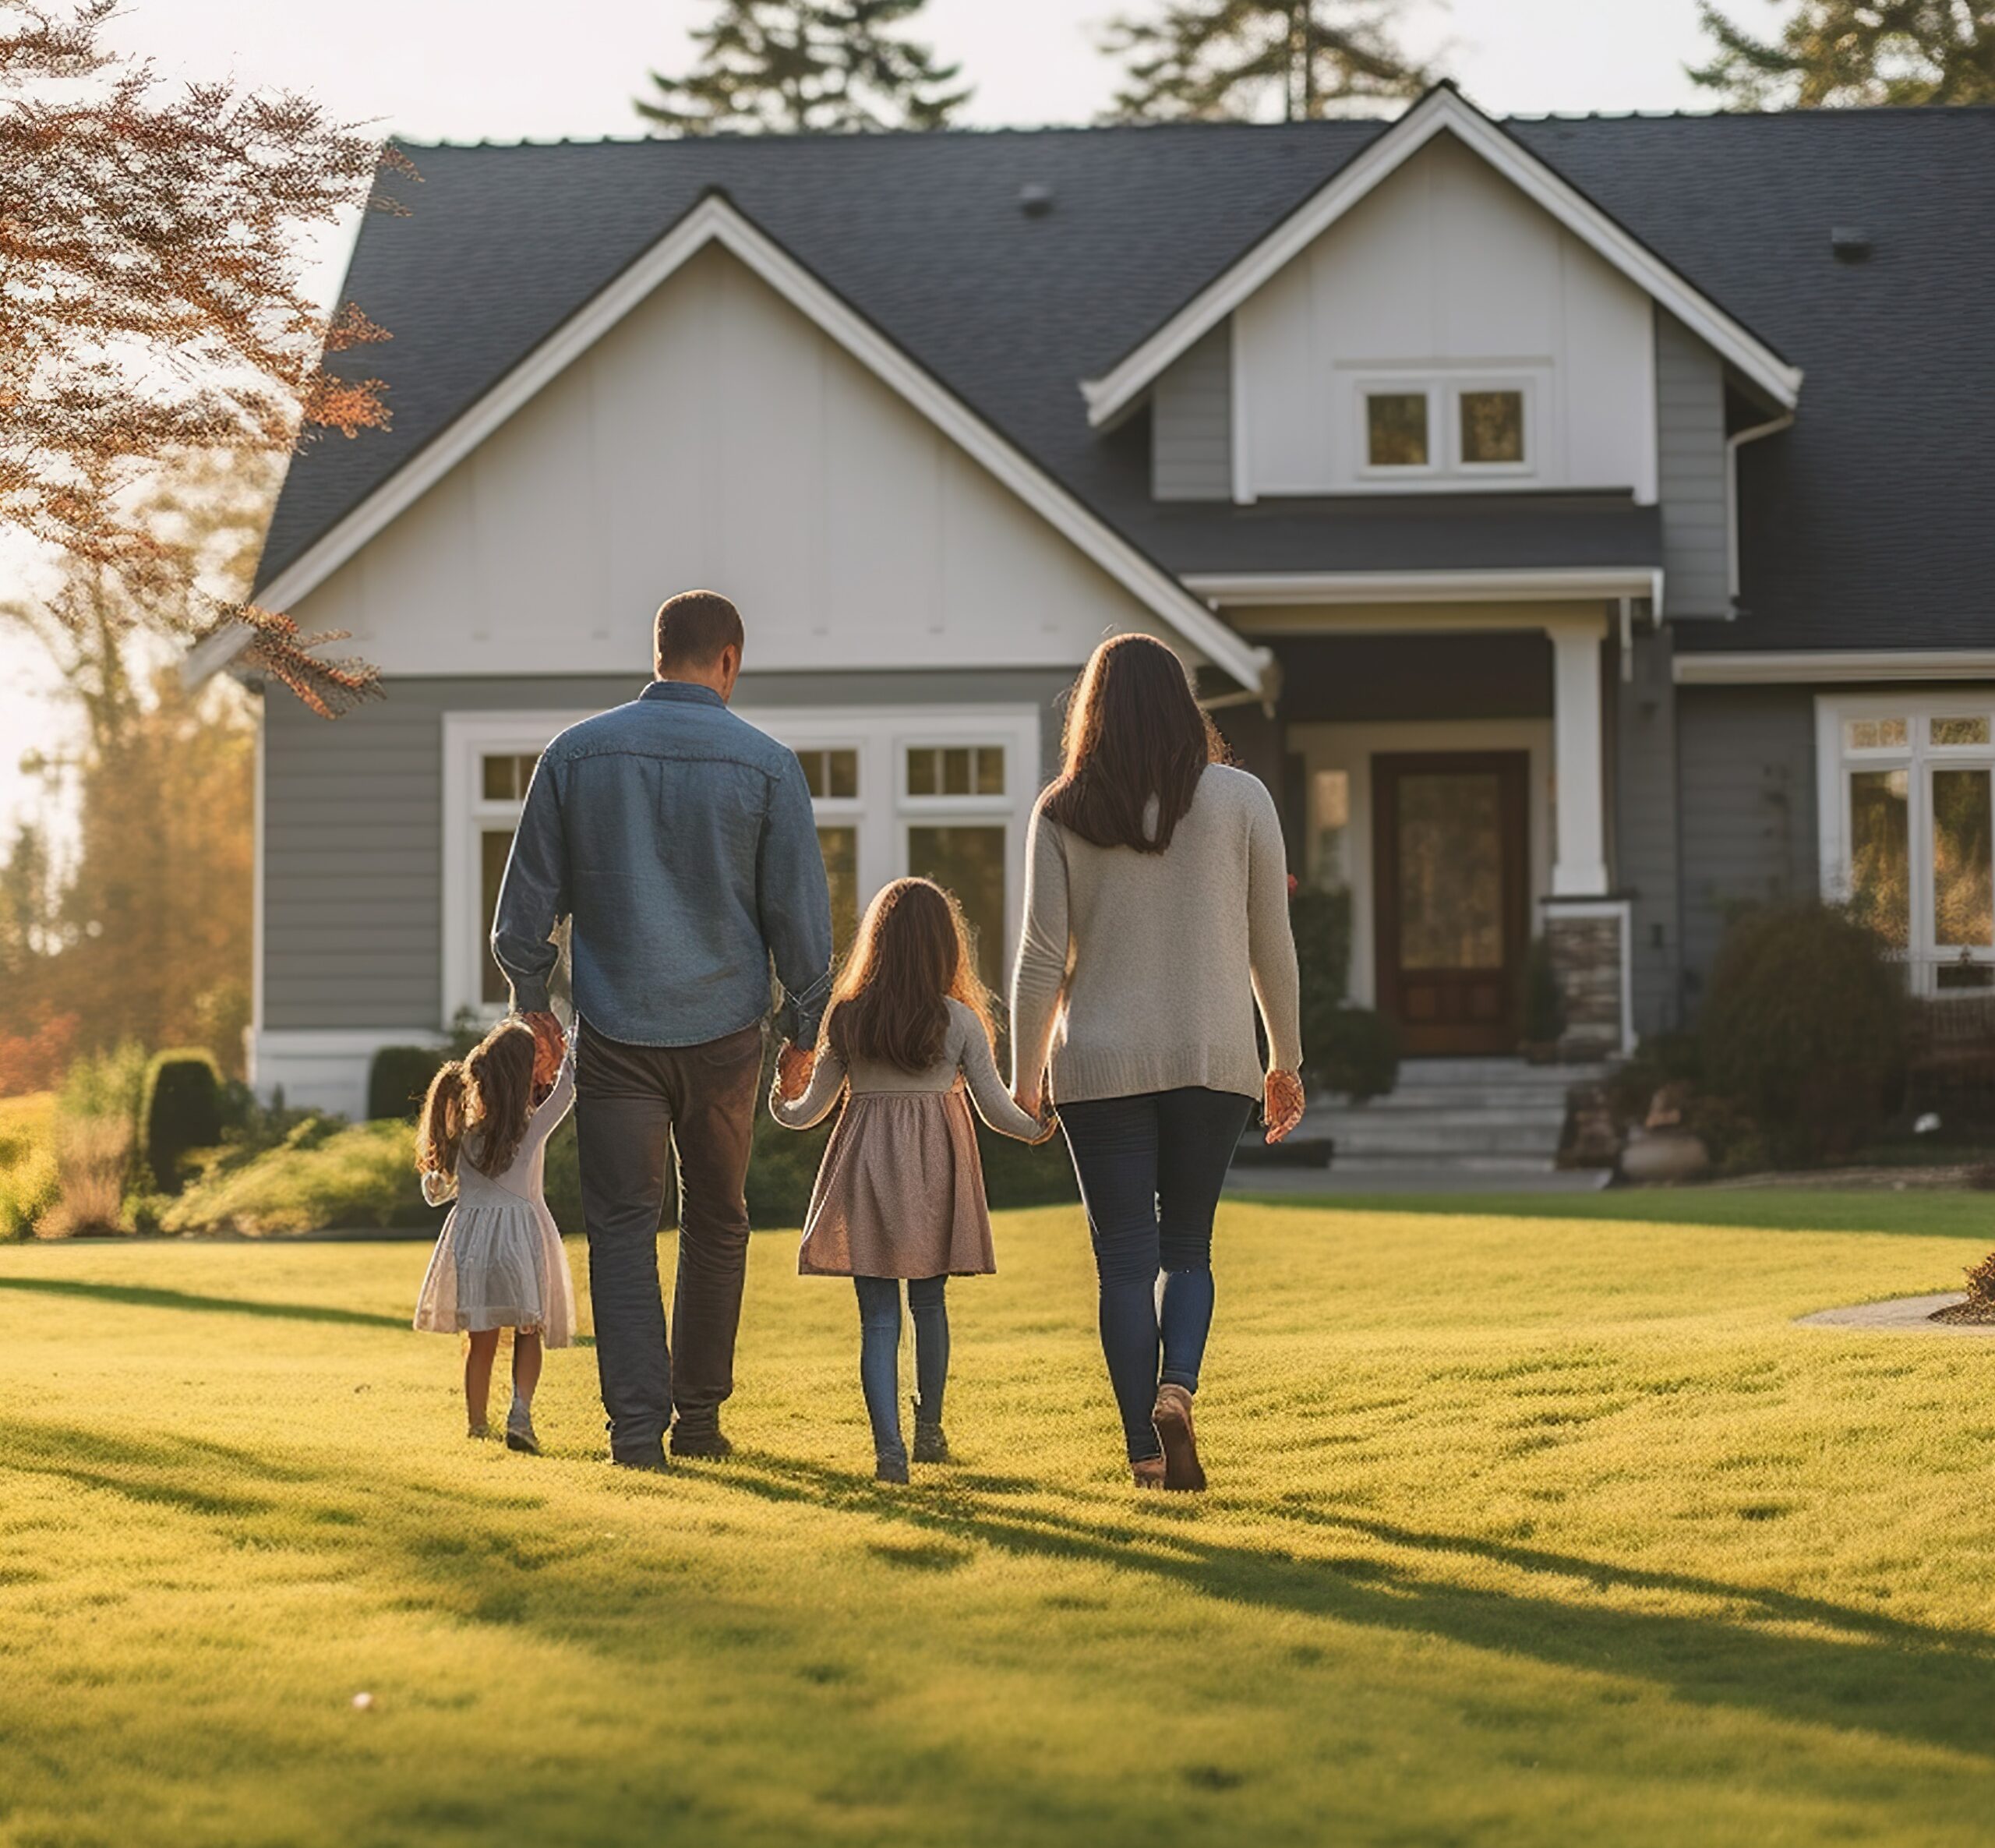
[874,1451,910,1485]
[505,1405,542,1456]
[912,1421,950,1465]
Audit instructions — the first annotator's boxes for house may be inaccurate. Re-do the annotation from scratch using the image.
[216,85,1995,1118]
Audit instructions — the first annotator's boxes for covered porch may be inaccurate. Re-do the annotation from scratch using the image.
[1206,577,1662,1062]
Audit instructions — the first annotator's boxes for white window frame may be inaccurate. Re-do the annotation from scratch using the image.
[1449,378,1536,477]
[443,704,1041,1025]
[1354,378,1439,480]
[443,711,595,1026]
[1815,692,1995,995]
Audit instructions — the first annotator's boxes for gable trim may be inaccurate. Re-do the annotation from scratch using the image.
[224,192,1271,694]
[1080,85,1804,431]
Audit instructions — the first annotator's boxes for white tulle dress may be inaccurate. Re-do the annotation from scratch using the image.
[412,1056,577,1347]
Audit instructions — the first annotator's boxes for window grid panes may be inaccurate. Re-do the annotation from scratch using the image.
[817,825,860,953]
[1459,390,1525,465]
[1932,769,1993,949]
[906,744,1005,799]
[1845,718,1908,751]
[481,752,541,801]
[1932,716,1991,748]
[1365,392,1429,468]
[798,747,860,800]
[1848,769,1910,950]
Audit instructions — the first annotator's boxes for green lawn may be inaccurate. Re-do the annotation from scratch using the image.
[2,1197,1993,1847]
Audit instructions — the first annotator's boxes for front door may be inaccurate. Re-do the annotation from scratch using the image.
[1372,751,1530,1056]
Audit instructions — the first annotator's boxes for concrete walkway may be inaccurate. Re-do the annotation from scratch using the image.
[1796,1292,1994,1334]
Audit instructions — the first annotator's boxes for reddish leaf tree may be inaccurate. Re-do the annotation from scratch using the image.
[0,0,408,715]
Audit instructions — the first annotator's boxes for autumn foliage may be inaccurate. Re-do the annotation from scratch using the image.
[0,1,407,714]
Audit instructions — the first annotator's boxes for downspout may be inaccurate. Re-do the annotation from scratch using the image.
[1725,412,1795,608]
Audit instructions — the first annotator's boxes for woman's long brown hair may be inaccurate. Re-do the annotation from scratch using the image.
[824,878,996,1074]
[416,1019,539,1183]
[1043,633,1225,853]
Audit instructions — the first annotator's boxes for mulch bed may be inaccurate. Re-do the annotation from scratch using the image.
[1930,1298,1995,1325]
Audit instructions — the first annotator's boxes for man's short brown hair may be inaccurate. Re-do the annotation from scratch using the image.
[655,590,745,676]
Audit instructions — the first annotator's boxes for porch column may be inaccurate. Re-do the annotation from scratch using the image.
[1548,617,1609,897]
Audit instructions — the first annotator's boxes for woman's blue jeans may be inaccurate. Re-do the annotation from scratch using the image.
[853,1275,948,1468]
[1059,1087,1255,1464]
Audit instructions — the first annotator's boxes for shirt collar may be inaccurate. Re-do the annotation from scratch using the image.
[641,680,726,709]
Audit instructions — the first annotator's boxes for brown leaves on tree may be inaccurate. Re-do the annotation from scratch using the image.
[1,1,411,714]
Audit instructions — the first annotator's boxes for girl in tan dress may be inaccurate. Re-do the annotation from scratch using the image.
[772,878,1047,1482]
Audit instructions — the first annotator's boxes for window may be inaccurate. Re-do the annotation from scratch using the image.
[1459,390,1525,465]
[1365,392,1430,468]
[445,708,1040,1024]
[1819,696,1995,994]
[1311,769,1351,889]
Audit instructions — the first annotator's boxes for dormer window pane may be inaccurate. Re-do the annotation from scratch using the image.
[1460,390,1525,465]
[1366,393,1428,468]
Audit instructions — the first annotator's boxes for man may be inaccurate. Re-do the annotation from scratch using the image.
[493,590,831,1469]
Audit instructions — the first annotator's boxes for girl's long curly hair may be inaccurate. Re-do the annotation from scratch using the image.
[416,1019,539,1184]
[824,878,995,1075]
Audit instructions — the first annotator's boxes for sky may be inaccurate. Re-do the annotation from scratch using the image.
[2,0,1721,838]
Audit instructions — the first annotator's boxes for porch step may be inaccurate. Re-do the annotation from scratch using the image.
[1295,1058,1605,1171]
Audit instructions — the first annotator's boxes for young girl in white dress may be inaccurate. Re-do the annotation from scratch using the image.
[413,1018,577,1454]
[772,878,1049,1482]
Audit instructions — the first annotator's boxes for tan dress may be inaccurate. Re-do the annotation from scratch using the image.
[771,999,1045,1279]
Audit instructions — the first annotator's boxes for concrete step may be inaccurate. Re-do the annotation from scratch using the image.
[1284,1058,1600,1171]
[1327,1153,1561,1175]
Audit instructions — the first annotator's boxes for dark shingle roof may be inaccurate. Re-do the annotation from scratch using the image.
[262,108,1995,655]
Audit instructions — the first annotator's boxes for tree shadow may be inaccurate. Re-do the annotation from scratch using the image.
[0,1276,594,1345]
[701,1451,1995,1760]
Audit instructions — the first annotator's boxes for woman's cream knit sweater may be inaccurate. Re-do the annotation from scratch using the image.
[1008,764,1304,1106]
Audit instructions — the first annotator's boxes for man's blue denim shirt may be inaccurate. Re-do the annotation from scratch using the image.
[493,681,833,1048]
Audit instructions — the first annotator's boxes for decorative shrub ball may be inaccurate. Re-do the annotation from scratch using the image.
[367,1045,447,1123]
[1699,903,1908,1165]
[141,1050,224,1194]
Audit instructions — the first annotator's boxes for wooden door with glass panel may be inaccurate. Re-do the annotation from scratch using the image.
[1372,751,1529,1056]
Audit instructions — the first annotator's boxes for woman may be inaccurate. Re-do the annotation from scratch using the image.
[1011,633,1305,1493]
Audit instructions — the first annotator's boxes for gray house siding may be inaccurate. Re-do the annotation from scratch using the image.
[1613,624,1682,1035]
[1151,322,1233,502]
[1675,684,1818,1006]
[1655,310,1730,620]
[261,668,1078,1034]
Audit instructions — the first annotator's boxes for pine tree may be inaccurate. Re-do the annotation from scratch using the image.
[636,0,970,135]
[1100,0,1432,124]
[1690,1,1995,108]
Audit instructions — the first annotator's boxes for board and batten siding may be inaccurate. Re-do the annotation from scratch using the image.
[261,668,1078,1040]
[1233,134,1658,501]
[1612,625,1681,1034]
[1675,684,1819,1005]
[1151,322,1233,502]
[1655,312,1729,620]
[289,242,1169,680]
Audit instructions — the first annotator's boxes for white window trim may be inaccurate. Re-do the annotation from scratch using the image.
[1355,379,1439,481]
[1449,378,1536,477]
[443,711,596,1026]
[443,704,1042,1026]
[1815,692,1995,995]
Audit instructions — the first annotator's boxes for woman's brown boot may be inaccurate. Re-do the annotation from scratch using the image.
[1151,1384,1206,1492]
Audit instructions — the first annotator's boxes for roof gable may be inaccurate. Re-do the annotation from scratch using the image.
[1081,85,1803,431]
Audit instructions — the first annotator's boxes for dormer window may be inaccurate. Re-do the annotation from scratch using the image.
[1460,389,1526,466]
[1365,391,1431,468]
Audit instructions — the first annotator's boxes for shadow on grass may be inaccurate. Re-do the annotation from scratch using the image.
[0,1276,595,1345]
[1229,1189,1995,1239]
[6,1413,1992,1765]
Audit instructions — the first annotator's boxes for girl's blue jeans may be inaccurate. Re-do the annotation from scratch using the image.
[1058,1087,1255,1464]
[853,1275,948,1469]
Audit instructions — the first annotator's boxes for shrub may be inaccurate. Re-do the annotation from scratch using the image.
[0,1012,78,1097]
[1605,1031,1704,1128]
[1290,886,1354,1076]
[140,1049,223,1194]
[1700,903,1908,1165]
[0,1094,58,1239]
[368,1045,447,1122]
[163,1119,428,1235]
[41,1044,148,1236]
[1311,1007,1400,1104]
[1524,935,1566,1045]
[1963,1247,1995,1304]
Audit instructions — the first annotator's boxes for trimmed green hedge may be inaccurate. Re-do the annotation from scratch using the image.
[140,1049,223,1195]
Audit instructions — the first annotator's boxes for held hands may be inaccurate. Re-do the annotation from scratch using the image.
[521,1011,564,1089]
[775,1040,817,1104]
[1013,1081,1061,1147]
[1263,1069,1306,1145]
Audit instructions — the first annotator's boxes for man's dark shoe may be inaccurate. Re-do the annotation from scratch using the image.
[874,1452,910,1485]
[669,1423,734,1460]
[912,1422,950,1465]
[612,1450,669,1473]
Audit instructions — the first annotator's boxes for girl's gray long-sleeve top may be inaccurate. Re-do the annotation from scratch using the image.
[772,998,1044,1140]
